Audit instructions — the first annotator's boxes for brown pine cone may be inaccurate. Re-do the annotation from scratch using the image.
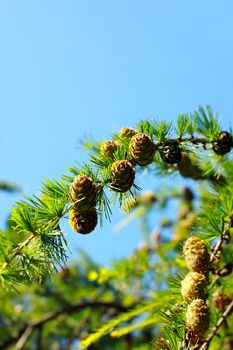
[177,152,204,180]
[110,160,135,192]
[69,208,98,234]
[69,174,97,212]
[212,131,233,155]
[159,140,182,164]
[129,132,156,166]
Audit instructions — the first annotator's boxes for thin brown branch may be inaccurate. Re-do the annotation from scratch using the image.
[210,217,233,264]
[210,234,224,263]
[154,137,210,148]
[0,300,131,349]
[199,300,233,350]
[15,325,33,350]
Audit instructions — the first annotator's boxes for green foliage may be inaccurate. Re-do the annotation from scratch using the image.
[0,105,233,349]
[176,113,191,138]
[194,105,220,140]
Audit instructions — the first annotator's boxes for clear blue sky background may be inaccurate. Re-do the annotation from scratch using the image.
[1,1,233,265]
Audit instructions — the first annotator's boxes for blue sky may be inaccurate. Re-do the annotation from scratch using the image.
[1,1,233,264]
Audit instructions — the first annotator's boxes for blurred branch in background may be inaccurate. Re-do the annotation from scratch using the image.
[0,181,21,193]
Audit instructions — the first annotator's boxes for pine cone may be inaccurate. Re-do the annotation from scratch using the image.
[121,196,139,212]
[212,291,232,312]
[172,213,196,242]
[181,272,207,301]
[159,140,182,164]
[183,236,210,273]
[177,152,204,180]
[69,208,98,234]
[111,160,135,192]
[212,131,233,155]
[153,338,168,350]
[223,337,233,350]
[129,132,156,166]
[119,127,138,139]
[100,140,120,159]
[183,187,194,201]
[69,174,97,212]
[140,191,157,205]
[186,299,210,337]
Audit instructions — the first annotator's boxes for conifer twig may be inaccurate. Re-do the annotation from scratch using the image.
[210,220,232,263]
[154,137,210,148]
[0,233,35,273]
[210,234,223,263]
[199,300,233,350]
[0,207,70,276]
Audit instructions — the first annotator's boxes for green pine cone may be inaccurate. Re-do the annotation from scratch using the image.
[153,338,168,350]
[121,196,139,212]
[181,272,207,301]
[111,160,135,192]
[69,208,98,234]
[212,131,233,155]
[100,140,120,159]
[212,291,232,312]
[119,127,138,139]
[159,140,182,164]
[69,174,97,212]
[186,299,210,336]
[183,236,210,273]
[223,337,233,350]
[129,132,156,166]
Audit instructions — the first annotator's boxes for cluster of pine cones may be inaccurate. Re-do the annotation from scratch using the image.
[69,174,98,234]
[182,237,210,347]
[68,128,233,234]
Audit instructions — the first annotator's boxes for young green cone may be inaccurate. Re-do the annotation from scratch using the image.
[69,174,97,212]
[119,127,138,139]
[110,160,135,192]
[100,140,120,159]
[212,291,232,312]
[183,236,210,273]
[153,337,169,350]
[181,272,207,301]
[186,299,210,337]
[129,132,156,166]
[223,337,233,350]
[69,208,98,234]
[121,196,139,212]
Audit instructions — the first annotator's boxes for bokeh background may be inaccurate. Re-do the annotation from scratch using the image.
[1,0,233,264]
